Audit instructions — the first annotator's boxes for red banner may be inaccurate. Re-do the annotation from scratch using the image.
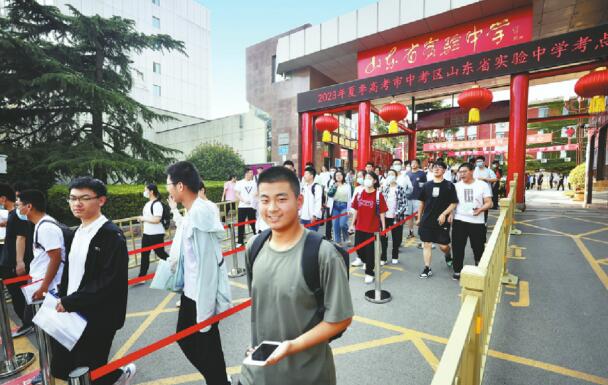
[449,143,578,157]
[357,7,532,79]
[424,133,552,152]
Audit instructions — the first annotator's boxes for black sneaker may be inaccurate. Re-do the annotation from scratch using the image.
[445,251,453,267]
[452,272,461,281]
[12,324,34,338]
[419,266,433,278]
[407,231,415,239]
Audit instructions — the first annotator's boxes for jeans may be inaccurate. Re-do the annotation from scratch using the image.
[331,202,349,243]
[300,219,319,232]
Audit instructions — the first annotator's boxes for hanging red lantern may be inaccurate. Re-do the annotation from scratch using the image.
[565,127,575,138]
[574,67,608,114]
[315,114,339,142]
[457,85,493,123]
[379,102,408,134]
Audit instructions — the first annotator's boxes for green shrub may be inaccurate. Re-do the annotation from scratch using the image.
[187,143,246,181]
[568,163,586,190]
[47,181,225,225]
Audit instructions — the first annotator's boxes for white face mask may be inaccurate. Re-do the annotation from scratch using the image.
[143,190,150,198]
[476,161,484,168]
[386,175,396,184]
[393,164,402,172]
[364,179,374,188]
[405,165,412,172]
[357,177,364,185]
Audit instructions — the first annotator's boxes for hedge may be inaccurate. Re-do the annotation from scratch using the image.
[48,181,226,225]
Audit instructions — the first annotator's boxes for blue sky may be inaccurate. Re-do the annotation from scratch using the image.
[196,0,375,118]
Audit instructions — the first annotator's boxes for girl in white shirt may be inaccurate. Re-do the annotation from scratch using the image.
[137,183,169,278]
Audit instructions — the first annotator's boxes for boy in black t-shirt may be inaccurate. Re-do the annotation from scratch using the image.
[416,163,458,278]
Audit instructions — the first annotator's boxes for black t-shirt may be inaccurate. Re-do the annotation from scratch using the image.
[0,210,34,269]
[419,179,458,229]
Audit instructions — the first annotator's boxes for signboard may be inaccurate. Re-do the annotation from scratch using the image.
[278,145,289,156]
[423,133,552,151]
[358,7,532,78]
[278,133,290,146]
[527,144,579,153]
[449,143,578,156]
[298,23,608,112]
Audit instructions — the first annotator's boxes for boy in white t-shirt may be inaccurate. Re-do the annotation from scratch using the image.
[450,163,493,280]
[235,168,258,245]
[16,190,64,301]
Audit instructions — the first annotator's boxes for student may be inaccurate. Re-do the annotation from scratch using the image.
[472,156,497,224]
[254,167,265,184]
[327,170,352,247]
[242,167,353,385]
[365,162,374,174]
[235,169,257,246]
[490,161,502,209]
[136,183,169,279]
[283,160,296,173]
[416,162,458,279]
[16,190,64,301]
[51,177,134,385]
[222,175,237,221]
[406,159,427,239]
[557,173,565,191]
[380,169,408,265]
[165,161,232,385]
[299,167,323,231]
[349,172,387,283]
[0,183,34,337]
[451,163,493,280]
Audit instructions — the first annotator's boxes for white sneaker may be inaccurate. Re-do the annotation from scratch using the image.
[175,300,181,307]
[114,364,136,385]
[364,275,374,284]
[392,259,399,265]
[380,260,386,266]
[351,258,363,267]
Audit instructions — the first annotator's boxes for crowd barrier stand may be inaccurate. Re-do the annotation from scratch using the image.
[0,279,35,378]
[32,300,54,385]
[227,223,246,278]
[68,367,91,385]
[431,177,519,385]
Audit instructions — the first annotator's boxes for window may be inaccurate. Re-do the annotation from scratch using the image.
[153,62,161,74]
[152,16,160,29]
[153,84,161,96]
[271,55,288,83]
[152,0,160,5]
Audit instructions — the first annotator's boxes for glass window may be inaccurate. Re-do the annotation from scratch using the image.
[152,16,160,29]
[153,84,161,96]
[153,62,161,74]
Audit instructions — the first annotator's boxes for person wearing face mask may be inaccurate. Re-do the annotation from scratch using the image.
[380,169,408,265]
[136,183,170,280]
[326,170,353,247]
[406,159,427,240]
[472,156,497,224]
[349,172,387,284]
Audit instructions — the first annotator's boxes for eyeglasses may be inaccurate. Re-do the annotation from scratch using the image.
[66,195,99,204]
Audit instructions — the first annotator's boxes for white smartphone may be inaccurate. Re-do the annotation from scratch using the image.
[243,341,282,366]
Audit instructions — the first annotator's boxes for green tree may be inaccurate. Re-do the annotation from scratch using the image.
[0,0,186,186]
[187,143,246,181]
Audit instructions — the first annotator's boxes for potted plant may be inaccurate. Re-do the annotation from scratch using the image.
[568,163,586,201]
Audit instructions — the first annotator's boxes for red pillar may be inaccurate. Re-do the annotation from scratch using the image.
[507,73,529,206]
[408,131,417,161]
[357,101,371,170]
[301,112,313,175]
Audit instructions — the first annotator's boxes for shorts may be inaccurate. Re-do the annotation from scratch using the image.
[409,200,421,216]
[418,225,451,245]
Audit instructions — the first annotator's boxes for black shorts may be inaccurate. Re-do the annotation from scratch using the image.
[418,226,451,245]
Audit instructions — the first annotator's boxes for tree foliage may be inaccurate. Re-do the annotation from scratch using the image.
[187,143,246,181]
[0,0,186,187]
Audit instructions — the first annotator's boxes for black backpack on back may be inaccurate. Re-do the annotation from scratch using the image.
[34,219,74,257]
[151,200,172,230]
[247,229,350,342]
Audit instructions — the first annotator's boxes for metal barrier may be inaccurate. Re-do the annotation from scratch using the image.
[68,367,91,385]
[32,301,54,385]
[0,279,35,378]
[431,177,519,385]
[364,233,392,304]
[227,223,246,278]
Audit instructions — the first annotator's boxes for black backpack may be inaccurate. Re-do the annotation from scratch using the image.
[151,200,172,230]
[310,183,327,207]
[247,229,350,342]
[34,219,74,256]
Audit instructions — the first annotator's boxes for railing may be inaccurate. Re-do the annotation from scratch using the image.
[431,176,518,385]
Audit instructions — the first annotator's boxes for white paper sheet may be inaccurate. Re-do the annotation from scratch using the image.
[32,292,87,351]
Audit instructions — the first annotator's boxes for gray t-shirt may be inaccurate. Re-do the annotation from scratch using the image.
[242,229,354,385]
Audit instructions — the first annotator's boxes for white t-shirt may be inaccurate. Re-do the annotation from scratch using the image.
[0,209,8,240]
[142,200,165,235]
[31,215,65,291]
[316,172,332,188]
[454,180,493,224]
[473,167,497,189]
[67,215,108,295]
[235,179,257,209]
[385,185,397,219]
[182,215,198,300]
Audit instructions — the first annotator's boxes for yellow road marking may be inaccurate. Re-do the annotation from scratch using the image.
[583,237,608,245]
[510,280,529,307]
[569,216,608,227]
[576,226,608,238]
[112,292,175,360]
[351,271,392,283]
[332,334,410,355]
[504,291,516,296]
[411,337,439,370]
[597,258,608,266]
[573,238,608,291]
[383,265,405,272]
[520,232,569,237]
[516,216,561,224]
[516,222,571,236]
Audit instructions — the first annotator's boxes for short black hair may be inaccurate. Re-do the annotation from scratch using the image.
[304,166,316,177]
[459,162,475,172]
[333,170,346,183]
[257,166,300,197]
[199,180,206,192]
[366,161,374,167]
[146,183,161,199]
[433,162,448,170]
[68,177,108,197]
[387,168,399,176]
[244,168,252,174]
[283,160,294,167]
[392,158,403,164]
[0,183,16,202]
[367,171,381,189]
[476,156,486,161]
[411,158,420,165]
[18,189,46,212]
[166,161,202,193]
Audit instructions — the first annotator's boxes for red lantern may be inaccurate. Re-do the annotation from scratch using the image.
[315,114,339,142]
[457,85,493,123]
[379,102,408,134]
[574,67,608,113]
[565,127,575,138]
